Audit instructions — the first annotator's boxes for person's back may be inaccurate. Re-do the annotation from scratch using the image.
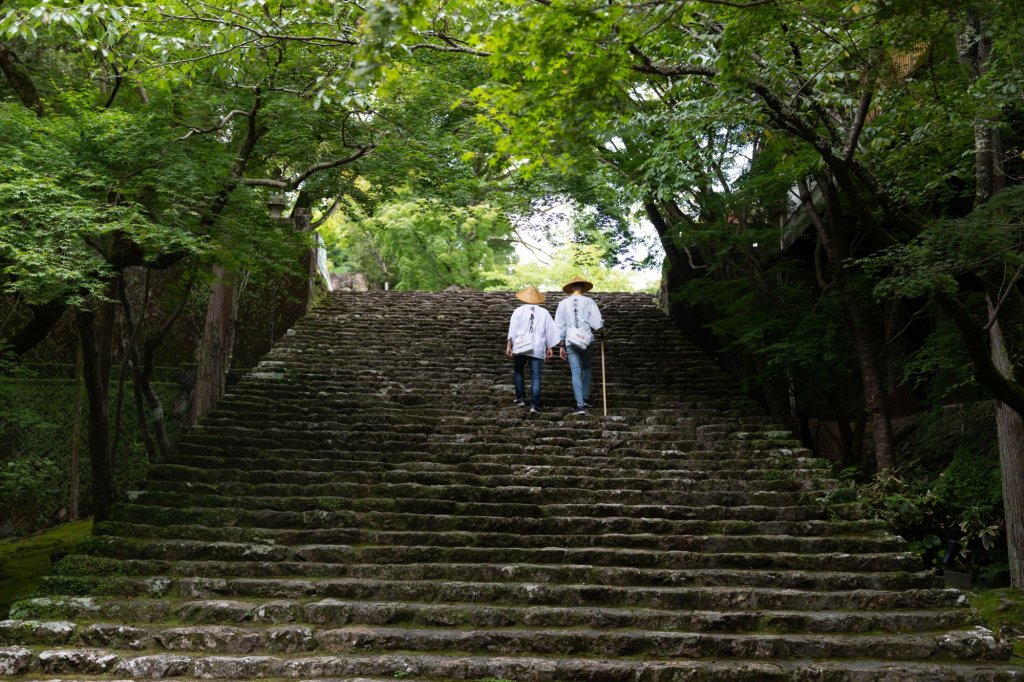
[555,276,604,415]
[506,286,558,413]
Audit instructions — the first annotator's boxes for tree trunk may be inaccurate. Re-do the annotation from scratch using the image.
[291,205,318,313]
[988,309,1024,587]
[189,266,234,427]
[69,344,83,521]
[0,42,43,115]
[76,307,115,522]
[845,296,896,470]
[187,91,264,427]
[805,176,897,471]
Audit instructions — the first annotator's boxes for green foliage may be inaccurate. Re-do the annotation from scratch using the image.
[322,198,515,291]
[0,102,210,306]
[858,404,1006,582]
[0,367,183,534]
[0,520,93,618]
[0,456,62,534]
[487,244,646,293]
[866,187,1024,301]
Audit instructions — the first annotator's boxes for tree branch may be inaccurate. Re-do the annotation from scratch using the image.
[984,262,1024,332]
[629,45,717,78]
[935,291,1024,417]
[177,109,252,141]
[101,64,123,110]
[311,197,344,229]
[408,42,491,57]
[843,86,873,163]
[242,146,372,189]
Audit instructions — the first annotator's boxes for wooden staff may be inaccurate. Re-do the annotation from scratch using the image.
[601,338,607,416]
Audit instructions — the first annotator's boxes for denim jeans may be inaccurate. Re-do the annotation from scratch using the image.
[513,355,545,408]
[565,344,593,409]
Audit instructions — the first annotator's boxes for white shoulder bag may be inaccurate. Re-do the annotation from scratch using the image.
[565,300,593,349]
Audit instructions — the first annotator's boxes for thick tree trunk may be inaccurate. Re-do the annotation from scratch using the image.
[189,266,234,427]
[69,344,83,521]
[988,311,1024,587]
[846,296,896,470]
[0,42,43,115]
[76,308,115,522]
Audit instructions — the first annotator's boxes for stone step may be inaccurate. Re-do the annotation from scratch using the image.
[167,445,817,468]
[0,601,980,646]
[126,485,822,509]
[113,497,857,524]
[105,504,882,536]
[143,467,835,495]
[3,647,1021,680]
[37,574,964,612]
[0,621,1006,661]
[49,556,937,591]
[13,590,956,629]
[89,523,902,556]
[110,497,864,528]
[70,536,916,571]
[160,454,828,479]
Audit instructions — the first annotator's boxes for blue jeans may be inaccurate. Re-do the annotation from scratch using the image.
[513,355,545,408]
[566,344,593,409]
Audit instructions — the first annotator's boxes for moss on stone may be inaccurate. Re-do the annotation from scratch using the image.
[969,588,1024,658]
[0,519,93,617]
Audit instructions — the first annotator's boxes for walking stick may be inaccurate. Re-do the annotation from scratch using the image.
[601,338,608,416]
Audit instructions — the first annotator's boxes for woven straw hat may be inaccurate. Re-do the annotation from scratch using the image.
[562,275,594,294]
[515,285,546,304]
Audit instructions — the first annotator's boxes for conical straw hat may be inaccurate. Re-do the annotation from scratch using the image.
[515,285,546,304]
[562,275,594,294]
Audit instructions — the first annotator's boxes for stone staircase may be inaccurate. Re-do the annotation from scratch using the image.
[1,290,1021,681]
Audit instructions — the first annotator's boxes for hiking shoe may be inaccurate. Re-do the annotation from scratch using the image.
[530,406,542,414]
[572,407,586,415]
[513,400,526,407]
[583,401,594,409]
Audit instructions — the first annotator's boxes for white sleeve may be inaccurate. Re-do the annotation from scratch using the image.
[590,301,603,331]
[554,301,567,340]
[543,310,559,348]
[507,309,518,340]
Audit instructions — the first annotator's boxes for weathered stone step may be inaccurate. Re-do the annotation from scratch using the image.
[39,574,962,612]
[144,466,834,495]
[128,484,821,508]
[90,522,901,555]
[0,601,980,646]
[50,556,935,591]
[0,621,1004,661]
[15,588,957,629]
[114,496,852,524]
[3,647,1020,680]
[168,443,816,469]
[106,503,881,536]
[150,458,820,483]
[161,454,828,480]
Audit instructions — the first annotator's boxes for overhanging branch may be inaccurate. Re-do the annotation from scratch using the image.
[242,146,372,189]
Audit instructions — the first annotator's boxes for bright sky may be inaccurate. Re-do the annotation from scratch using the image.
[512,203,664,292]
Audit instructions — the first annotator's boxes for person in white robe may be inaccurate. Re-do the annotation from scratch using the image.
[505,285,559,413]
[555,275,604,415]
